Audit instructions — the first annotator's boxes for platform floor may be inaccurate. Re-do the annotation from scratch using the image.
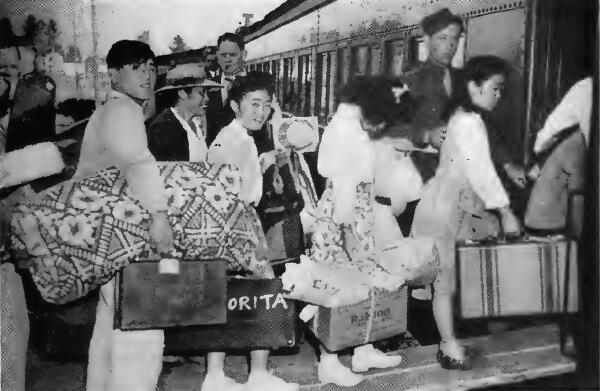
[25,324,574,391]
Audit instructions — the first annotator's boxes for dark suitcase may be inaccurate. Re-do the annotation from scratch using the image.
[114,258,227,330]
[164,277,299,353]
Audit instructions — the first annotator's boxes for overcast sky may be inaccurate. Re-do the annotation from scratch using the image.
[3,0,286,57]
[94,0,286,55]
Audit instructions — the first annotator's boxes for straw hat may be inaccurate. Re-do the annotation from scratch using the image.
[155,63,222,93]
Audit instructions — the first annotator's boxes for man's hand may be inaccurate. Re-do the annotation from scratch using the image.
[503,163,528,189]
[527,164,541,181]
[149,211,174,253]
[498,206,522,237]
[259,150,278,173]
[249,263,275,279]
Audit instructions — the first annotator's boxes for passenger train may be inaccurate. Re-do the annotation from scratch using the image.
[242,0,595,167]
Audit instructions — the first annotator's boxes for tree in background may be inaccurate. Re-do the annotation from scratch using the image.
[22,15,38,42]
[20,15,62,55]
[169,35,189,53]
[46,19,61,54]
[64,45,82,63]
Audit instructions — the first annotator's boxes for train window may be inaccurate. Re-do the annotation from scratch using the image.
[370,46,382,75]
[297,54,312,116]
[416,37,428,63]
[337,47,351,85]
[385,39,406,77]
[271,59,281,99]
[452,35,466,68]
[281,57,295,113]
[352,45,370,76]
[315,51,334,124]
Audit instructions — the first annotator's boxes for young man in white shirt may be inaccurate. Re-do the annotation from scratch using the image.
[147,63,222,162]
[77,39,174,391]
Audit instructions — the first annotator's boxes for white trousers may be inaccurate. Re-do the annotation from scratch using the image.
[1,263,29,391]
[86,278,164,391]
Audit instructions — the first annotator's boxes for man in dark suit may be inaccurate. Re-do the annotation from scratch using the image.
[205,32,247,147]
[394,8,464,183]
[147,63,222,161]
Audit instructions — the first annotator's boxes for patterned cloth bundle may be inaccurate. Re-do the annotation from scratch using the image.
[7,162,268,304]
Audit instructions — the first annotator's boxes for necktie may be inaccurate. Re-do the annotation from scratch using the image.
[222,76,234,103]
[224,77,235,91]
[443,67,452,97]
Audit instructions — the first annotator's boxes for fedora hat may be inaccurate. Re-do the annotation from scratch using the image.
[156,63,222,93]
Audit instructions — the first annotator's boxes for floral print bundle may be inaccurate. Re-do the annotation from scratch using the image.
[8,162,268,304]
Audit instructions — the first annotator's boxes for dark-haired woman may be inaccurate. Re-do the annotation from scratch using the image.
[292,76,435,387]
[206,71,298,391]
[411,55,521,370]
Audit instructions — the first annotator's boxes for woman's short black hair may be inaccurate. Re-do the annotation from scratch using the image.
[106,40,155,70]
[445,55,510,119]
[217,32,245,51]
[228,71,275,105]
[337,76,415,138]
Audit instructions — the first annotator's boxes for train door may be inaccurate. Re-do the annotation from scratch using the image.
[465,7,527,164]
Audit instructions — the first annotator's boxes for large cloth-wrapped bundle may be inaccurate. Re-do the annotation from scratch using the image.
[8,162,268,304]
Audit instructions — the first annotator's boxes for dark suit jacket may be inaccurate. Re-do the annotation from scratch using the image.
[205,72,235,147]
[401,59,461,144]
[146,108,190,161]
[6,71,56,152]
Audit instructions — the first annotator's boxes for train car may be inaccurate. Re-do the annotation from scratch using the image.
[238,0,599,389]
[242,0,594,166]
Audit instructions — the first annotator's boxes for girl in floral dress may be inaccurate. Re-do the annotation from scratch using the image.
[411,55,521,370]
[299,77,436,387]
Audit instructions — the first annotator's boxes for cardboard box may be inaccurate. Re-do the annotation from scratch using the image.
[164,277,298,353]
[114,259,227,330]
[310,287,408,352]
[457,237,578,319]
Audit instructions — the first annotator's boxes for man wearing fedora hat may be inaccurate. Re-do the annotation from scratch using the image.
[147,63,222,162]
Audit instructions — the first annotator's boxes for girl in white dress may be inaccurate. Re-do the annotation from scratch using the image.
[299,77,432,387]
[412,55,521,370]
